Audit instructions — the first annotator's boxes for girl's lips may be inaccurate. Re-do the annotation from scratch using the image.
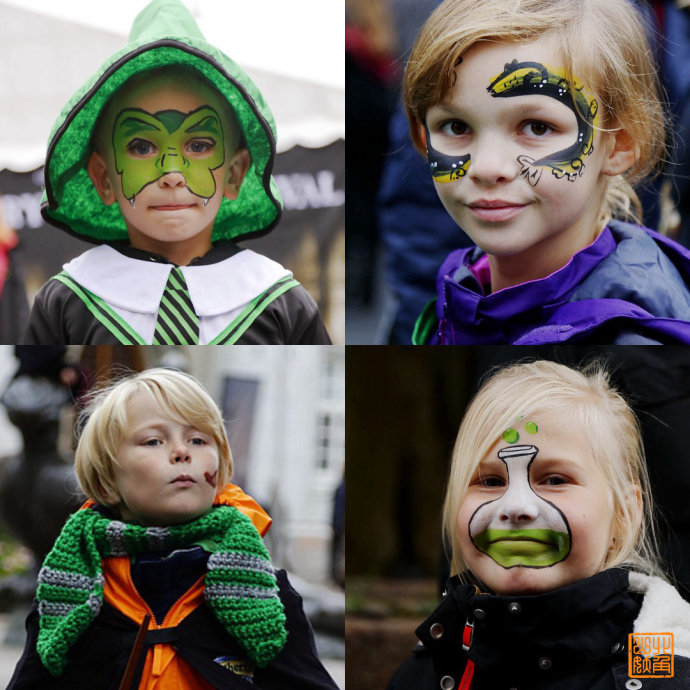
[467,201,528,222]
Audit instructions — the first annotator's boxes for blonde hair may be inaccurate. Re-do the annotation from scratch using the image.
[75,368,233,506]
[403,0,667,223]
[444,359,665,583]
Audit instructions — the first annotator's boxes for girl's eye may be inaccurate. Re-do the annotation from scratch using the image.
[440,120,469,137]
[127,139,155,156]
[476,476,506,488]
[143,438,162,447]
[190,437,207,446]
[542,475,568,486]
[523,121,552,137]
[187,139,214,154]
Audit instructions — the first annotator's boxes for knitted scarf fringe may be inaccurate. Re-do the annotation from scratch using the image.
[36,505,287,676]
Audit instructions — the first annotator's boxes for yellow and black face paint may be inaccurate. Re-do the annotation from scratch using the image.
[487,60,599,186]
[424,123,471,183]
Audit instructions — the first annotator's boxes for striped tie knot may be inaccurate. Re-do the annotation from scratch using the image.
[153,267,200,344]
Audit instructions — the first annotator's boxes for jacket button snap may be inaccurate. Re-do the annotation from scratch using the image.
[440,675,455,689]
[473,608,486,620]
[508,602,521,614]
[538,656,552,670]
[430,623,444,639]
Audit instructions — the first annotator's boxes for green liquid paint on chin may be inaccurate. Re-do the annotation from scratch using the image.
[525,421,538,435]
[502,428,520,444]
[473,528,570,567]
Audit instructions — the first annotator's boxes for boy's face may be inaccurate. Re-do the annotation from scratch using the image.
[456,408,614,595]
[113,389,220,526]
[88,74,250,264]
[423,36,620,286]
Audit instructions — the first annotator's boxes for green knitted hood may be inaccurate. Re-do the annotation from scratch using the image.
[41,0,282,244]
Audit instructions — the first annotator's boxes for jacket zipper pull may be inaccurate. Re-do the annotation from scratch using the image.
[118,613,152,690]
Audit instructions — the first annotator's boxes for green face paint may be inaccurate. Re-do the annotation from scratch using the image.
[112,105,226,203]
[502,428,520,444]
[469,444,571,568]
[487,60,599,185]
[502,421,537,443]
[472,528,570,568]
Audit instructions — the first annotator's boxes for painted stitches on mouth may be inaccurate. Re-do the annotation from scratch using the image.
[487,60,599,186]
[469,444,572,568]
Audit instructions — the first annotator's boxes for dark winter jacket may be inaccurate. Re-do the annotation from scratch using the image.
[8,567,338,690]
[388,569,690,690]
[414,220,690,345]
[22,243,331,345]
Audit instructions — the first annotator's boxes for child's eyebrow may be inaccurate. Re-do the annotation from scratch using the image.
[427,103,463,116]
[185,114,221,135]
[118,116,160,136]
[531,457,584,473]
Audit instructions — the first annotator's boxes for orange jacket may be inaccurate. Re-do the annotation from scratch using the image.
[96,483,270,690]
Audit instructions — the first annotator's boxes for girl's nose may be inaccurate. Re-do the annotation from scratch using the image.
[469,138,518,186]
[498,492,540,523]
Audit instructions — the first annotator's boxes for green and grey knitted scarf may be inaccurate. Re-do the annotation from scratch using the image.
[36,505,287,676]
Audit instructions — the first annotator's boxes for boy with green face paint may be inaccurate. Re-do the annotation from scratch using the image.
[22,0,331,345]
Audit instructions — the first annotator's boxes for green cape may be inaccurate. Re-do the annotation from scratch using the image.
[41,0,282,243]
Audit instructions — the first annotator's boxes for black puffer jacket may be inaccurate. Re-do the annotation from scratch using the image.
[388,569,690,690]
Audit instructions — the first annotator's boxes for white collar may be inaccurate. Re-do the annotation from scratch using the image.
[63,245,292,316]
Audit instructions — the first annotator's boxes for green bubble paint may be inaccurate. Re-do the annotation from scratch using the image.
[525,421,538,435]
[472,528,570,568]
[502,428,520,444]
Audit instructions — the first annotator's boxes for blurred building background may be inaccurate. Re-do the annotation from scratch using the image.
[0,344,345,687]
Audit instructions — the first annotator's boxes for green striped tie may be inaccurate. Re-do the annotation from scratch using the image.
[153,267,200,344]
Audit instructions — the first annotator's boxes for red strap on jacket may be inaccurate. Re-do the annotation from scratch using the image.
[458,620,475,690]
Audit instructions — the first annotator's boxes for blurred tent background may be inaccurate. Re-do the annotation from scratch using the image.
[0,0,345,342]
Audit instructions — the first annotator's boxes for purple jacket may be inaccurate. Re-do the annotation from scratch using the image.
[413,220,690,345]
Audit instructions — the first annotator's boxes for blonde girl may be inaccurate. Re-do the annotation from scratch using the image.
[389,360,690,689]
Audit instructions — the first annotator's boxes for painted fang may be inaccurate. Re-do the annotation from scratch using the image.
[469,444,571,568]
[487,60,599,185]
[424,124,471,183]
[113,105,225,203]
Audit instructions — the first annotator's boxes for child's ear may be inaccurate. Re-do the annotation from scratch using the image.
[223,148,251,201]
[601,128,638,177]
[87,152,117,205]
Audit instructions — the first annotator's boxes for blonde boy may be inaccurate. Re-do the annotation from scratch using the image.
[9,368,338,689]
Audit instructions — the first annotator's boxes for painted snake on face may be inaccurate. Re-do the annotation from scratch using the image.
[487,60,599,185]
